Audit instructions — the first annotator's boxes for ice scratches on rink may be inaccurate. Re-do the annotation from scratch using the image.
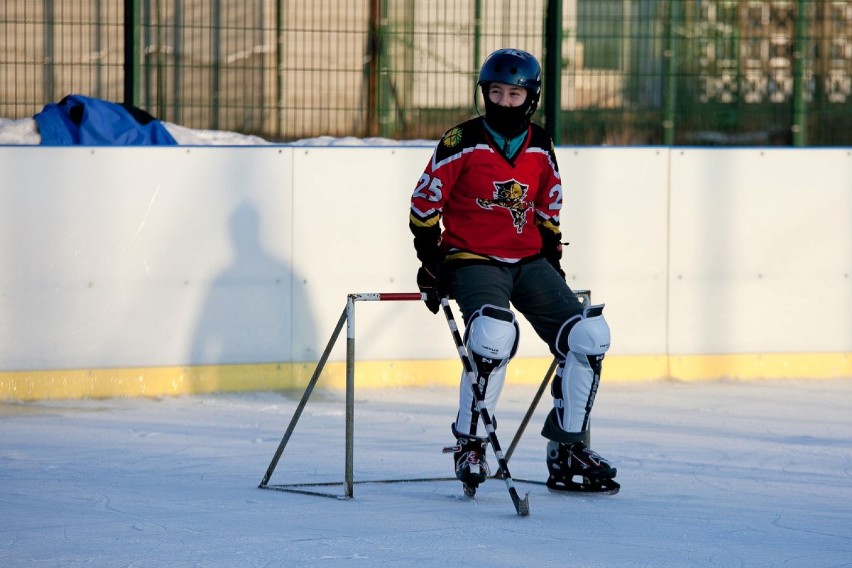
[1,379,851,567]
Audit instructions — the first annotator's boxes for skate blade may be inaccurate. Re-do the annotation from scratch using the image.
[546,477,620,496]
[458,469,487,492]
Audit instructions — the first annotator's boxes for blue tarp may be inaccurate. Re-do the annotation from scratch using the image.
[34,94,177,146]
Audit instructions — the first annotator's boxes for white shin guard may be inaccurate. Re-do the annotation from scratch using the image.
[552,305,610,434]
[454,305,519,439]
[455,364,507,439]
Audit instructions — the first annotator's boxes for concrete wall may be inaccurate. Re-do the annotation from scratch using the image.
[1,146,849,399]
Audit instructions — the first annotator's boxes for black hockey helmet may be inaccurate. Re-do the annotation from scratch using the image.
[477,48,542,98]
[477,49,542,136]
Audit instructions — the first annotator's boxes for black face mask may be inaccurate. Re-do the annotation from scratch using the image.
[482,92,533,138]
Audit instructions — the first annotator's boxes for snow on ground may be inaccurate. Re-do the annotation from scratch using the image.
[1,379,851,567]
[0,117,433,147]
[0,117,274,146]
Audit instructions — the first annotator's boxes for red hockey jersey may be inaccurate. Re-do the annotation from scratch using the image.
[409,117,563,263]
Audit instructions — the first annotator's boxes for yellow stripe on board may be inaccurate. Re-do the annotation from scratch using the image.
[0,364,318,401]
[666,353,852,381]
[1,353,849,401]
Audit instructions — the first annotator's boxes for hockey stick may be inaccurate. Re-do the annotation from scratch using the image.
[440,297,530,517]
[494,357,558,479]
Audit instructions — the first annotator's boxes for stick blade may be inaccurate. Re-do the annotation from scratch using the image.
[513,490,531,516]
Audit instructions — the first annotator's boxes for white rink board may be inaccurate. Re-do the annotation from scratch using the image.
[0,147,296,370]
[290,146,437,362]
[291,146,669,361]
[668,149,852,354]
[0,146,849,373]
[558,148,669,355]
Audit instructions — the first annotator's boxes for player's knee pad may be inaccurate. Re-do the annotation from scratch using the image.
[455,305,519,438]
[566,305,610,357]
[465,304,520,375]
[554,304,610,359]
[550,305,610,435]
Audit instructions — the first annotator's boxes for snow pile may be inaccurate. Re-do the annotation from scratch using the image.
[288,134,436,147]
[0,117,436,147]
[0,118,41,145]
[0,116,270,146]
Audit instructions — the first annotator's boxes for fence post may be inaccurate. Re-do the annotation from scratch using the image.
[276,0,284,139]
[378,1,391,139]
[791,0,808,147]
[473,0,482,116]
[544,0,563,145]
[123,0,140,108]
[663,0,679,145]
[365,0,391,138]
[367,0,380,137]
[211,0,221,130]
[43,0,56,103]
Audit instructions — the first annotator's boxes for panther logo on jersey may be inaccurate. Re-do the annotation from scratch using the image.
[476,179,533,233]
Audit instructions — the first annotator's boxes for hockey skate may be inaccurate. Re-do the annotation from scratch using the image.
[443,437,490,497]
[545,440,620,495]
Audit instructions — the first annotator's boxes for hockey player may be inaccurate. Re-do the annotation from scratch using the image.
[409,48,618,496]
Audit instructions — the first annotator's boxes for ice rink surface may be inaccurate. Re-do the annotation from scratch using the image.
[2,377,850,567]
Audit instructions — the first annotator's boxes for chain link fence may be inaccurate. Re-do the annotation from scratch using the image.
[2,0,849,145]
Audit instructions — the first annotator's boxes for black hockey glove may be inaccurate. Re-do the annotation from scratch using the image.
[539,224,566,280]
[417,264,443,314]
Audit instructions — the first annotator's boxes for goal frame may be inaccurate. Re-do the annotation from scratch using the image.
[258,290,590,499]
